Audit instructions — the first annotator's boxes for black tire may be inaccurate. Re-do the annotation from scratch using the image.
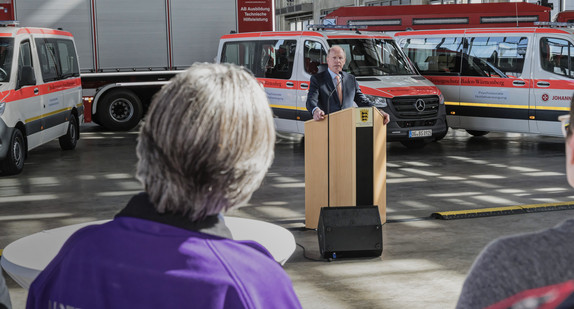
[1,129,25,175]
[400,139,427,149]
[466,130,489,137]
[97,89,143,131]
[59,114,78,150]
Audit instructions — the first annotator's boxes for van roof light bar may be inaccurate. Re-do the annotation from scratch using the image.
[0,21,19,27]
[307,24,367,31]
[535,21,574,28]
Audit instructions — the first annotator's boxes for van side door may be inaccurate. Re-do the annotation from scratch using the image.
[53,38,81,125]
[34,37,65,144]
[460,33,531,133]
[531,34,574,136]
[297,39,327,133]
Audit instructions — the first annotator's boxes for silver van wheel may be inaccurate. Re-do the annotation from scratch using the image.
[1,129,25,175]
[59,114,78,150]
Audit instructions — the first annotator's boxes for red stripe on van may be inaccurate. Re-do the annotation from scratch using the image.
[0,33,12,37]
[2,78,81,103]
[425,76,532,88]
[17,28,74,37]
[257,78,300,89]
[381,86,439,96]
[396,27,571,37]
[361,86,391,97]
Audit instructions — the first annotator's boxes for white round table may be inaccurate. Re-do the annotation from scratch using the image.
[1,217,296,289]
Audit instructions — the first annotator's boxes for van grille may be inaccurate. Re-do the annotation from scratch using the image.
[390,95,439,119]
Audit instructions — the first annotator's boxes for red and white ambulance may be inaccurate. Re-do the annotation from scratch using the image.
[395,26,574,137]
[217,29,447,148]
[0,24,82,174]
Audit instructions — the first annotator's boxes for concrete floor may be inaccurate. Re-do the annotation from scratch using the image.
[2,125,574,308]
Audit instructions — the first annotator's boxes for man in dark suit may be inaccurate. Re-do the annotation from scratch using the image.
[306,45,390,124]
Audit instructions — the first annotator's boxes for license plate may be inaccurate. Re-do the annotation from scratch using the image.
[409,129,432,138]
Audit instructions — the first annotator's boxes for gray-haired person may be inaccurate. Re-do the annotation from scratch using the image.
[27,63,302,309]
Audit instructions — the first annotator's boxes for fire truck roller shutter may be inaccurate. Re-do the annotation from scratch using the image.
[96,89,143,131]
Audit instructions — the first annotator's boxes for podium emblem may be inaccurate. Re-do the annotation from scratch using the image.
[355,108,373,127]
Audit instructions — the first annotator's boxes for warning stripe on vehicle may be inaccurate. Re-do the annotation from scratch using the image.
[25,106,75,124]
[431,201,574,220]
[1,78,81,103]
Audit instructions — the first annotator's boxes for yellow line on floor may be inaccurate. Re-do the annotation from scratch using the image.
[431,201,574,220]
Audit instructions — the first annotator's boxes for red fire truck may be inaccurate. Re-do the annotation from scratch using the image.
[324,3,551,32]
[555,11,574,23]
[2,0,242,131]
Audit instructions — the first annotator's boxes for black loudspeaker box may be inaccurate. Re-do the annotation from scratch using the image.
[317,206,383,259]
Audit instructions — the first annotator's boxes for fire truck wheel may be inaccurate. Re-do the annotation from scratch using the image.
[59,114,78,150]
[98,89,143,131]
[1,128,25,175]
[466,130,489,137]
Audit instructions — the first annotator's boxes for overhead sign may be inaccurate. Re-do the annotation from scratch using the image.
[237,0,274,32]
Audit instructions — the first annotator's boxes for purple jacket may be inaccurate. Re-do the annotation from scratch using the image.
[27,193,302,309]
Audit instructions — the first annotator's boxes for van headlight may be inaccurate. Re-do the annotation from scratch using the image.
[367,95,391,108]
[439,93,445,105]
[0,102,5,116]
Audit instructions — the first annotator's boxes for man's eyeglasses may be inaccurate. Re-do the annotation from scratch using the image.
[559,114,570,137]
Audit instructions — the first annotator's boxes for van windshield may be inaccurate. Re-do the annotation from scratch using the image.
[0,38,13,83]
[327,38,416,76]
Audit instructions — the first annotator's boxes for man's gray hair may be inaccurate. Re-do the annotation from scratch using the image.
[136,63,275,221]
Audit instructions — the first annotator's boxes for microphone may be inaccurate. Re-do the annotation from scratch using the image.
[326,72,343,208]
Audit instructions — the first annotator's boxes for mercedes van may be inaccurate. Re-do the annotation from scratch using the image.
[217,30,447,148]
[395,26,574,137]
[0,25,82,175]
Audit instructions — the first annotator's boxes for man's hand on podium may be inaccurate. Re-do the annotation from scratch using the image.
[378,109,390,125]
[313,108,326,121]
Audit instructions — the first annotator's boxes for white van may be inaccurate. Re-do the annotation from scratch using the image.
[395,26,574,137]
[0,25,82,175]
[217,30,447,148]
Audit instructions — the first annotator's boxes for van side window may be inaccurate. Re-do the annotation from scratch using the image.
[540,37,574,78]
[221,40,296,79]
[56,40,80,78]
[304,40,326,75]
[466,36,528,78]
[35,38,79,82]
[400,37,464,75]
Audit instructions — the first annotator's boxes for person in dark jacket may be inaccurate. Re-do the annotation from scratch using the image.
[306,45,389,124]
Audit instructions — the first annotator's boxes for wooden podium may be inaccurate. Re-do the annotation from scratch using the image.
[304,107,387,229]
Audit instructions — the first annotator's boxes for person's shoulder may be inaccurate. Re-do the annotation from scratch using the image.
[312,70,329,80]
[341,71,356,80]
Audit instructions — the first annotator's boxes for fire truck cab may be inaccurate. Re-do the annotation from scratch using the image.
[395,26,574,137]
[217,29,447,148]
